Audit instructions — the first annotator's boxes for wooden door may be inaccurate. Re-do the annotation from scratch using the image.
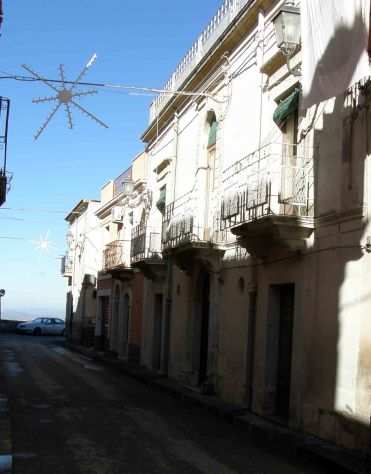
[276,284,295,419]
[198,273,210,386]
[152,294,163,371]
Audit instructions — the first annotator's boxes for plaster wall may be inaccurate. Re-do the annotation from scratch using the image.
[68,202,101,317]
[132,152,148,182]
[168,266,192,383]
[141,277,160,369]
[146,124,174,228]
[100,181,114,205]
[222,55,261,170]
[137,0,371,455]
[217,265,253,404]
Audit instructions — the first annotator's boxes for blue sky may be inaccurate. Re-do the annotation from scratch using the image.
[0,0,222,319]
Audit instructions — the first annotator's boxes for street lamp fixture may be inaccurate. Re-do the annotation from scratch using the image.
[0,289,5,322]
[273,1,301,77]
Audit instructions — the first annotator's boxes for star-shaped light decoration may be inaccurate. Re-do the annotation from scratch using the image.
[22,54,108,140]
[31,230,55,254]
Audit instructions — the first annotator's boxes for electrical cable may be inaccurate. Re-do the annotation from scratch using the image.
[0,207,75,214]
[0,216,25,221]
[0,70,226,104]
[0,236,25,240]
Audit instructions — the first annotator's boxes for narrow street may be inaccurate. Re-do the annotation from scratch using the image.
[0,334,331,474]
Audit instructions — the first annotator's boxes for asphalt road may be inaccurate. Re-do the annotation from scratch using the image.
[0,334,331,474]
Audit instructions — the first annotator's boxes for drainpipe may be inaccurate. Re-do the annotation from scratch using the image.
[257,9,265,158]
[163,114,179,374]
[253,9,265,276]
[172,113,179,201]
[163,258,173,375]
[80,279,87,346]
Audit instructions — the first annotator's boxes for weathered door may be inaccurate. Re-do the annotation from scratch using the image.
[121,294,130,358]
[110,287,120,353]
[246,291,257,410]
[198,272,210,386]
[152,294,163,371]
[276,284,295,419]
[101,296,110,350]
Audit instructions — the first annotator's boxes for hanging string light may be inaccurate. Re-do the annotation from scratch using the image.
[23,54,108,140]
[31,230,55,253]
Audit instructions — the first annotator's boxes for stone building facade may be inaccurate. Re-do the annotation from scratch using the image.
[94,152,149,363]
[62,199,101,346]
[63,0,371,455]
[138,0,371,453]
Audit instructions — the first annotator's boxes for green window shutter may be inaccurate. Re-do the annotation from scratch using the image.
[273,89,300,128]
[156,186,166,213]
[208,120,218,147]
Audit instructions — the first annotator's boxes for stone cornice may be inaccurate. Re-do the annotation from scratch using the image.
[141,0,268,144]
[95,193,124,220]
[315,207,366,227]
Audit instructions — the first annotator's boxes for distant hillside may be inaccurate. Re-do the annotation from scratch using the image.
[3,309,39,321]
[3,308,64,321]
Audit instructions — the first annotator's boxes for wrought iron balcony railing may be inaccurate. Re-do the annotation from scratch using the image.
[220,142,314,230]
[162,214,197,250]
[61,255,73,277]
[103,240,130,271]
[162,192,226,251]
[131,223,162,263]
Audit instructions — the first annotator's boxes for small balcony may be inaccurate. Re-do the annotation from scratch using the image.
[220,143,315,257]
[103,240,133,278]
[0,173,6,206]
[61,255,73,277]
[131,224,164,280]
[162,193,225,272]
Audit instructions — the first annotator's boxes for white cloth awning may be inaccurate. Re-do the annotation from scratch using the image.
[301,0,370,109]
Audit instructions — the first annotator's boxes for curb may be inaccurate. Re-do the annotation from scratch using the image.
[66,342,367,474]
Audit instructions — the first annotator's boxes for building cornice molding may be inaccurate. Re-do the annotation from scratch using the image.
[142,0,265,144]
[95,193,123,219]
[65,199,100,223]
[315,207,366,227]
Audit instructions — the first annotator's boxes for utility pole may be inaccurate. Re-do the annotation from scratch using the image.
[0,289,5,321]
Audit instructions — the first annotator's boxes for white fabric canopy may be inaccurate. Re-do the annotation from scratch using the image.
[301,0,370,109]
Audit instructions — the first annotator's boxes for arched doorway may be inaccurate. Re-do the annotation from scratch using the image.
[110,285,120,354]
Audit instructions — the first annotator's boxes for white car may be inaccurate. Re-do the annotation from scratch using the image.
[17,317,65,336]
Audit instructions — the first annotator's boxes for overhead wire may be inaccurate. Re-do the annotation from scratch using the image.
[0,216,25,221]
[0,60,230,219]
[0,236,25,240]
[0,69,226,103]
[0,207,69,214]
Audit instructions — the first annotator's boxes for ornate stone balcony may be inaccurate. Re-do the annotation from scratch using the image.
[61,255,73,277]
[103,240,133,278]
[162,192,225,272]
[220,142,314,257]
[130,224,164,280]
